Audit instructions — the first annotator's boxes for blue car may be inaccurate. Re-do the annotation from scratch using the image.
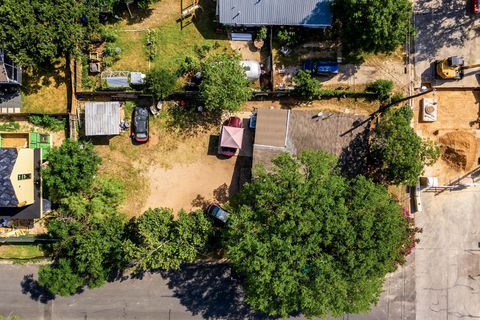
[303,60,339,75]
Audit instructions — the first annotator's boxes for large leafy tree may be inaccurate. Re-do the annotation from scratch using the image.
[200,53,251,112]
[333,0,413,55]
[225,151,413,318]
[42,139,101,203]
[125,208,213,271]
[371,106,440,186]
[38,178,127,296]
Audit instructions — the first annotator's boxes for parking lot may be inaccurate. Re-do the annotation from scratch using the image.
[414,0,480,87]
[416,190,480,319]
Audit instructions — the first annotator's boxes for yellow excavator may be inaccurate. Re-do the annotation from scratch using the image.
[436,56,480,80]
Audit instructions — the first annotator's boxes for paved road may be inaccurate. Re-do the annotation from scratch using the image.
[0,262,260,320]
[416,189,480,320]
[0,256,414,320]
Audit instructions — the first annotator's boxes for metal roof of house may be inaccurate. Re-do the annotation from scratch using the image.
[84,102,121,136]
[218,0,332,27]
[0,148,18,207]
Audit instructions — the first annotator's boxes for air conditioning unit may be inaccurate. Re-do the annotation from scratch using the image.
[422,98,437,122]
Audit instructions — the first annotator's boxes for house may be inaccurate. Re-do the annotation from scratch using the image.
[0,132,52,158]
[253,109,369,176]
[0,49,22,114]
[217,0,332,28]
[0,148,43,220]
[84,101,121,136]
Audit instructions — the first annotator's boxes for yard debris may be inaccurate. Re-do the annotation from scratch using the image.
[439,131,478,170]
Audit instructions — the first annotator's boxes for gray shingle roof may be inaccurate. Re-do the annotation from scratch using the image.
[218,0,332,27]
[0,148,18,207]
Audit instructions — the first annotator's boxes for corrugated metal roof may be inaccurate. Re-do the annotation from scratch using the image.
[85,102,121,136]
[254,108,289,147]
[218,0,332,27]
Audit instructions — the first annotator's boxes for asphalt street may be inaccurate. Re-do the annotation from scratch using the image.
[0,262,261,320]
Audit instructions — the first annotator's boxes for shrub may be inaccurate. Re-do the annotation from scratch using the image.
[292,70,322,99]
[0,121,20,131]
[277,28,298,47]
[367,79,394,100]
[29,115,66,132]
[145,68,177,100]
[178,55,201,76]
[257,26,268,41]
[100,26,118,43]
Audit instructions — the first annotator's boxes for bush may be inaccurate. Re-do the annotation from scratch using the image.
[367,79,394,100]
[257,26,268,41]
[292,70,322,99]
[0,121,20,131]
[145,30,158,62]
[145,68,177,100]
[29,115,66,132]
[178,55,201,76]
[100,26,118,43]
[277,28,298,47]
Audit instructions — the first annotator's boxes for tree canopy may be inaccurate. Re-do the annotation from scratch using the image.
[42,139,101,203]
[200,53,251,112]
[293,70,322,99]
[333,0,413,55]
[224,151,413,318]
[38,178,128,296]
[145,68,177,100]
[125,208,213,272]
[371,106,440,186]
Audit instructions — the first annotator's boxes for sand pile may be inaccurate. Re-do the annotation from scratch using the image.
[439,131,478,170]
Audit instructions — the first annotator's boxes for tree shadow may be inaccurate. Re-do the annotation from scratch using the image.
[161,262,269,319]
[338,126,371,179]
[165,101,222,137]
[192,0,228,41]
[20,274,55,304]
[191,194,209,209]
[213,183,229,203]
[21,61,66,95]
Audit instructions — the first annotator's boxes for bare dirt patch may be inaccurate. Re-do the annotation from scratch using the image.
[413,89,480,184]
[142,156,237,214]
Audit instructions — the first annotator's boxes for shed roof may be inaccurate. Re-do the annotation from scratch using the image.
[254,108,289,147]
[85,102,121,136]
[218,0,332,27]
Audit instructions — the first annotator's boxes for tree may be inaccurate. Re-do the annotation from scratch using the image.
[38,178,127,296]
[125,208,213,271]
[293,70,322,99]
[371,106,440,185]
[145,68,177,100]
[333,0,413,55]
[224,151,413,318]
[366,79,394,101]
[200,53,251,112]
[42,139,101,203]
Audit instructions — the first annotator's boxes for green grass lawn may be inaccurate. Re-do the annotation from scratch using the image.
[113,0,230,74]
[0,244,45,260]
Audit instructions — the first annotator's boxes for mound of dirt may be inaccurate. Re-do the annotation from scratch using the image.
[439,131,478,170]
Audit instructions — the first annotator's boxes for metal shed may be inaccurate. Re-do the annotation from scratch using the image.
[84,102,121,136]
[217,0,332,28]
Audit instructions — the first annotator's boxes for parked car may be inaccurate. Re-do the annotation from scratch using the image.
[220,116,242,157]
[206,203,230,224]
[132,106,149,143]
[473,0,479,14]
[303,60,339,75]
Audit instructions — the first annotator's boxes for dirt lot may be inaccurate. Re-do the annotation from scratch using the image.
[413,89,480,184]
[414,0,480,87]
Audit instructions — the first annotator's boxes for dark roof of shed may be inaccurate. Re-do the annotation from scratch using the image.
[0,148,18,207]
[253,110,369,177]
[218,0,332,27]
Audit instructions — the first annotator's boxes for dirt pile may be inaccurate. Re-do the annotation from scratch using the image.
[439,131,478,170]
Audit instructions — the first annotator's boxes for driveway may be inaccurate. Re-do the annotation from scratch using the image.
[414,0,480,87]
[416,189,480,319]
